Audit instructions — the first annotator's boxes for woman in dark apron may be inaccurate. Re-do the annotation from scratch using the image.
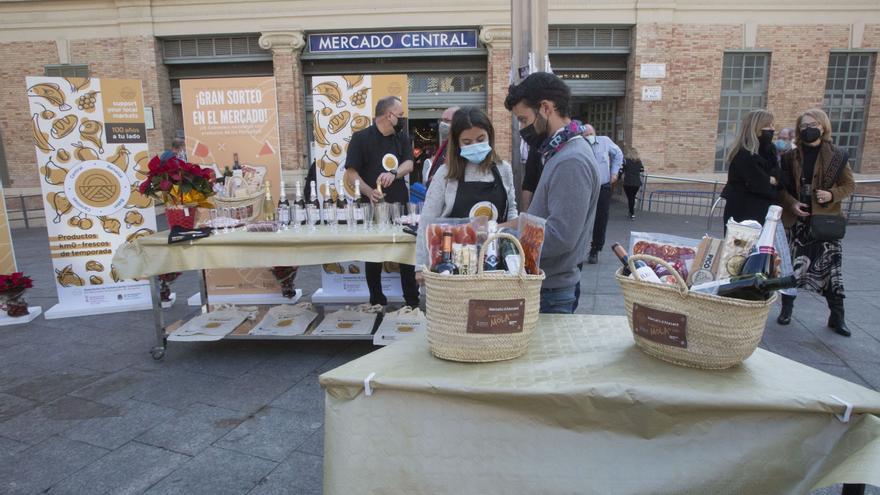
[415,106,519,277]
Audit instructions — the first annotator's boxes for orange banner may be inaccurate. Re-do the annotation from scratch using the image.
[180,77,283,297]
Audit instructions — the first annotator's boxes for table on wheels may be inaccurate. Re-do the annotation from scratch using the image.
[112,225,416,359]
[320,314,880,495]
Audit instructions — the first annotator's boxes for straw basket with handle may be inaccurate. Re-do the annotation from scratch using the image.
[211,189,265,223]
[616,254,775,370]
[423,232,545,363]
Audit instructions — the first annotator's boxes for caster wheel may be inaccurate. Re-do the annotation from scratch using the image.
[150,347,166,360]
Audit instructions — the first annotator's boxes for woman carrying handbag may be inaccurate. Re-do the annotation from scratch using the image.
[778,108,855,336]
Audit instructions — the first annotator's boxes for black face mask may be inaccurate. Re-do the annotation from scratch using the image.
[393,116,407,135]
[800,127,821,144]
[519,124,545,148]
[759,129,774,144]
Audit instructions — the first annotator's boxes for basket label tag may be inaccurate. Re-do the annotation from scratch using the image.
[467,299,525,334]
[632,303,688,348]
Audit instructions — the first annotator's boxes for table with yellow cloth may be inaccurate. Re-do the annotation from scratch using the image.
[112,225,416,278]
[320,314,880,495]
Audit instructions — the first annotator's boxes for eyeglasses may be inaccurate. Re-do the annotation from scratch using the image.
[799,122,821,130]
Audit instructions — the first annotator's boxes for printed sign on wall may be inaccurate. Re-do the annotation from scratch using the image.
[26,76,157,318]
[179,77,283,298]
[311,74,408,300]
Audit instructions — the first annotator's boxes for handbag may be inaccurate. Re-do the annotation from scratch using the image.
[810,214,846,241]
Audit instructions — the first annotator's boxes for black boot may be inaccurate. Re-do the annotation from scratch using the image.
[777,295,795,325]
[826,295,851,337]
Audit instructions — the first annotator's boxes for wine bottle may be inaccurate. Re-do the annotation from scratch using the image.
[294,181,307,226]
[692,273,796,301]
[232,152,241,170]
[375,180,385,204]
[739,205,783,277]
[263,181,274,221]
[354,180,365,225]
[308,182,321,226]
[322,185,337,225]
[335,179,348,225]
[483,221,500,271]
[431,231,459,275]
[611,243,632,276]
[633,259,662,284]
[277,181,290,225]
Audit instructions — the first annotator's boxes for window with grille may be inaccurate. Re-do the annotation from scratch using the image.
[407,74,486,94]
[162,36,270,62]
[824,53,874,172]
[714,53,770,171]
[44,64,89,78]
[549,27,631,50]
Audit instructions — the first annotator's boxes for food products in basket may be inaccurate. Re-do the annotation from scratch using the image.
[717,219,762,279]
[517,214,546,275]
[688,236,724,286]
[431,231,459,275]
[629,232,699,282]
[426,219,476,269]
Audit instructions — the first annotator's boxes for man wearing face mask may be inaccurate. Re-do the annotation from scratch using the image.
[775,127,795,159]
[425,106,460,185]
[344,95,420,309]
[505,72,601,314]
[582,125,623,265]
[160,138,187,163]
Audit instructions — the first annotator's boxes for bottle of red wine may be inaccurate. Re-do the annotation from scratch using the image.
[232,152,241,171]
[611,243,632,276]
[740,205,783,277]
[692,273,796,301]
[431,231,459,275]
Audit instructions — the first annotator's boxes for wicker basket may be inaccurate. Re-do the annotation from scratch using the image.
[616,254,775,370]
[423,233,545,363]
[212,190,264,223]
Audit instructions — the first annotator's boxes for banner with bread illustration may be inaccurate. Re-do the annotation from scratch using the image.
[25,76,157,318]
[179,77,284,299]
[311,74,407,302]
[0,183,16,274]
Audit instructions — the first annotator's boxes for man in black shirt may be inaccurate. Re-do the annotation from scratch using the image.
[344,95,420,308]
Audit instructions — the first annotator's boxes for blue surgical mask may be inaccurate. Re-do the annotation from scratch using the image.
[775,139,787,152]
[460,142,492,164]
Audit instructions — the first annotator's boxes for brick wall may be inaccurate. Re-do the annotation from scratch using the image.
[0,41,59,188]
[486,46,512,163]
[861,24,880,174]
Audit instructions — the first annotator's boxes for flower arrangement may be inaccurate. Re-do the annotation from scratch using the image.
[271,266,299,299]
[0,272,33,317]
[138,155,216,207]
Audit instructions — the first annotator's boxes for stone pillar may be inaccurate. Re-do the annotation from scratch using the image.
[480,25,513,164]
[259,30,307,182]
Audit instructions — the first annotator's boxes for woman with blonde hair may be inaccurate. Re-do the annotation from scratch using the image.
[721,109,783,228]
[777,108,855,335]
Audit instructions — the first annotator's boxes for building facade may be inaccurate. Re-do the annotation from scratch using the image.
[1,0,879,193]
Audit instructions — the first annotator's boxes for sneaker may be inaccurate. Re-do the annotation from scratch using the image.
[629,214,635,220]
[587,252,598,264]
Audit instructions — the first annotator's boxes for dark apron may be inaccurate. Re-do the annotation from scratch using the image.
[449,165,508,222]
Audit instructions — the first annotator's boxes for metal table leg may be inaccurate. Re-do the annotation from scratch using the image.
[842,484,865,495]
[149,275,166,360]
[198,269,209,313]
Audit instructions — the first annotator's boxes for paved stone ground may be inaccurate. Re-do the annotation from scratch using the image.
[1,199,878,494]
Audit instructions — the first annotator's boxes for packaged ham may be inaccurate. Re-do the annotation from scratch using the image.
[629,232,701,282]
[517,213,546,275]
[425,219,476,269]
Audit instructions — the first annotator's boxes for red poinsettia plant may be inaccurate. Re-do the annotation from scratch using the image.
[0,272,33,294]
[138,155,216,207]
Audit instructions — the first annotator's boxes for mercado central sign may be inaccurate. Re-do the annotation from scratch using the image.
[308,30,479,53]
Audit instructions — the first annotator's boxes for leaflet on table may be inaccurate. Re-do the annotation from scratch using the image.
[168,307,256,342]
[313,307,379,335]
[373,307,427,346]
[249,303,318,336]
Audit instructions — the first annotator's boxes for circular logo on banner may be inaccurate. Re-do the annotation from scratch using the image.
[64,160,130,216]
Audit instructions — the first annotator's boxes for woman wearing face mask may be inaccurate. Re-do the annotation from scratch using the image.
[721,109,783,228]
[415,107,518,281]
[777,109,855,335]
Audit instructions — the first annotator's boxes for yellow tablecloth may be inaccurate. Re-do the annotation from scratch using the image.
[320,314,880,495]
[112,225,416,278]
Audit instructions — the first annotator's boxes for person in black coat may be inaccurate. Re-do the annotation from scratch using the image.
[721,109,783,228]
[621,146,644,219]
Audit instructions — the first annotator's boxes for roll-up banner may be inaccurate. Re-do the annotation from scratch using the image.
[310,74,407,303]
[179,77,297,305]
[25,76,157,318]
[0,182,15,275]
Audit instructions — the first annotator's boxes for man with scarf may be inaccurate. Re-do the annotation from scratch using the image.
[505,72,601,314]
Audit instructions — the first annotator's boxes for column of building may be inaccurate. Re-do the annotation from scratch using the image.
[480,25,513,164]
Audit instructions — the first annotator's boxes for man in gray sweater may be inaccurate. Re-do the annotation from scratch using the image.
[505,72,600,313]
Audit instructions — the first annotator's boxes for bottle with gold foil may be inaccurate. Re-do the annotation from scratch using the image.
[263,181,274,221]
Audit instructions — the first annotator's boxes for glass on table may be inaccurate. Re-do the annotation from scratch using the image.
[291,204,302,230]
[362,203,374,231]
[390,202,403,227]
[374,202,391,231]
[222,207,232,234]
[208,208,218,230]
[406,202,422,225]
